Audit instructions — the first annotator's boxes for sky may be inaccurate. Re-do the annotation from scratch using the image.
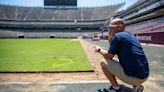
[0,0,138,9]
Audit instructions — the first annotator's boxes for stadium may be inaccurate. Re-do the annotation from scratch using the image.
[0,4,122,38]
[0,0,164,92]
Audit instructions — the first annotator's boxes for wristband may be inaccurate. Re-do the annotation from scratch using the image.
[97,48,101,52]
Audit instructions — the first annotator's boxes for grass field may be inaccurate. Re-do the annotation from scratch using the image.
[0,39,93,72]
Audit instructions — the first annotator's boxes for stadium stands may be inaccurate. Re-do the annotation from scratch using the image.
[0,0,163,44]
[114,0,164,44]
[40,9,55,20]
[0,6,16,19]
[0,4,122,21]
[126,17,164,33]
[115,0,163,24]
[26,8,43,20]
[16,7,31,20]
[81,8,94,21]
[53,9,68,20]
[92,5,121,20]
[0,4,123,38]
[68,9,81,20]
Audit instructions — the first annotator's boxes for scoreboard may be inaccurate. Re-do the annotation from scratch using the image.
[44,0,77,6]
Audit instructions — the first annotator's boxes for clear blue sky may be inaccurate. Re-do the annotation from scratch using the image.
[0,0,137,9]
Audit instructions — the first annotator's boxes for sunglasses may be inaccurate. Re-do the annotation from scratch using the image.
[107,25,123,31]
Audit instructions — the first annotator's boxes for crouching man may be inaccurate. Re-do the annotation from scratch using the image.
[93,18,149,92]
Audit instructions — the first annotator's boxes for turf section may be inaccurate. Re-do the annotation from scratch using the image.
[0,39,93,72]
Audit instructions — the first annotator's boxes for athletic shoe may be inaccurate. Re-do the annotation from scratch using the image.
[103,86,122,92]
[132,85,144,92]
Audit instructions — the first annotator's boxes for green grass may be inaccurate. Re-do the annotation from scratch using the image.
[0,39,93,72]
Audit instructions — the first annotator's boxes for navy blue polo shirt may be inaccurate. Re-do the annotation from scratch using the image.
[108,31,149,79]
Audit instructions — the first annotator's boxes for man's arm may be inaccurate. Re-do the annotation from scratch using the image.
[93,46,115,60]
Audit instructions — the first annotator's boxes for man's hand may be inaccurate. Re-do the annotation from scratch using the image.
[93,45,101,52]
[93,45,115,59]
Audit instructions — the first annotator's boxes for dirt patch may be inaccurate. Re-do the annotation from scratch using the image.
[0,39,107,83]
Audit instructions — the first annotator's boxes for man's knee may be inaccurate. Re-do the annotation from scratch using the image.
[100,59,107,67]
